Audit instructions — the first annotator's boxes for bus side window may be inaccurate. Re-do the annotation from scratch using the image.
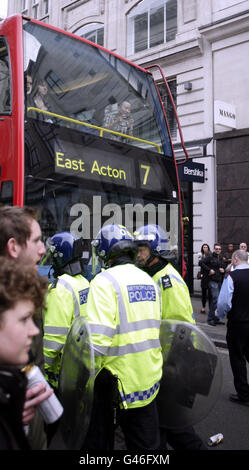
[0,37,11,114]
[0,181,13,205]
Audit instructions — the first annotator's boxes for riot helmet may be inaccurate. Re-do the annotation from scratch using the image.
[92,224,137,268]
[46,231,90,276]
[134,224,176,267]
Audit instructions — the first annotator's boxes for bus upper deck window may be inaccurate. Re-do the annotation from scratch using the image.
[0,37,11,114]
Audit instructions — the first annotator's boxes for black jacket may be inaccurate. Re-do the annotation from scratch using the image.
[198,256,210,289]
[0,366,30,450]
[228,268,249,324]
[199,252,226,284]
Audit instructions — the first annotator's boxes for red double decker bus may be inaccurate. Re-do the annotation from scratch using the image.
[0,14,186,277]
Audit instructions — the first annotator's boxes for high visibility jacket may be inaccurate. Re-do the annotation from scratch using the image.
[43,273,89,388]
[86,263,162,409]
[152,263,195,324]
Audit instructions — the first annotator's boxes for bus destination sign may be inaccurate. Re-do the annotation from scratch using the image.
[54,139,166,192]
[55,140,136,188]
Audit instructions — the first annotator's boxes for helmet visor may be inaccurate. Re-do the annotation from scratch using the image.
[39,237,55,266]
[91,239,105,275]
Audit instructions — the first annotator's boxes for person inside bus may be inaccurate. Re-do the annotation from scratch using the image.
[33,79,54,123]
[26,73,33,96]
[25,73,34,111]
[103,100,134,140]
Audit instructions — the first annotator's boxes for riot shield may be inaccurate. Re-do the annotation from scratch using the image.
[157,319,222,429]
[58,316,95,449]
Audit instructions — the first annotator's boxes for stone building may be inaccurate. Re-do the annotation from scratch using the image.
[7,0,249,293]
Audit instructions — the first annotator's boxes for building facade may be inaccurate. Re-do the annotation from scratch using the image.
[7,0,249,293]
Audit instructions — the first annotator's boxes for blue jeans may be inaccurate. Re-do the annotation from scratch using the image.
[208,281,221,322]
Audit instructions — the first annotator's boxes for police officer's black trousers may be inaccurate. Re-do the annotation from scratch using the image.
[82,369,116,450]
[83,400,160,451]
[82,369,160,450]
[118,400,160,450]
[226,322,249,401]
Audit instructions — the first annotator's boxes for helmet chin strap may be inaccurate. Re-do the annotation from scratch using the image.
[56,260,84,276]
[136,247,155,268]
[144,253,156,267]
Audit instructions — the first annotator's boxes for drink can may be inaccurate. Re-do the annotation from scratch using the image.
[24,364,64,424]
[208,433,224,446]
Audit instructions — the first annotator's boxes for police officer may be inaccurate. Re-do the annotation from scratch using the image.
[134,224,207,450]
[43,232,90,390]
[83,224,162,450]
[134,224,195,324]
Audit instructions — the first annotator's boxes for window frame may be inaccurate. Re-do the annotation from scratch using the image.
[74,23,104,47]
[43,0,49,16]
[157,78,177,141]
[127,0,177,55]
[21,0,28,13]
[0,36,12,116]
[0,180,14,205]
[32,1,39,19]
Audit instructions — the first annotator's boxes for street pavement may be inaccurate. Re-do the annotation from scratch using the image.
[191,295,227,349]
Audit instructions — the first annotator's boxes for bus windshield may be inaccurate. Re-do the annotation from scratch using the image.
[24,118,179,278]
[0,15,182,278]
[23,20,173,157]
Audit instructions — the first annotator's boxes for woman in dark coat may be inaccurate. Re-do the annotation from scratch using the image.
[198,243,211,313]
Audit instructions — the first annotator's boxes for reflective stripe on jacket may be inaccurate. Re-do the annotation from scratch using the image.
[43,273,89,387]
[86,263,162,409]
[153,263,195,324]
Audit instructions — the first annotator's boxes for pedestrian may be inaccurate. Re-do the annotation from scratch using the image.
[198,243,212,314]
[239,242,249,263]
[222,243,234,268]
[199,243,226,326]
[83,224,162,450]
[0,205,50,449]
[0,257,49,449]
[217,249,249,405]
[43,232,90,390]
[134,224,207,451]
[0,205,46,266]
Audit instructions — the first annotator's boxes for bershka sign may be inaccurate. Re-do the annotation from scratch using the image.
[177,161,205,183]
[214,100,237,128]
